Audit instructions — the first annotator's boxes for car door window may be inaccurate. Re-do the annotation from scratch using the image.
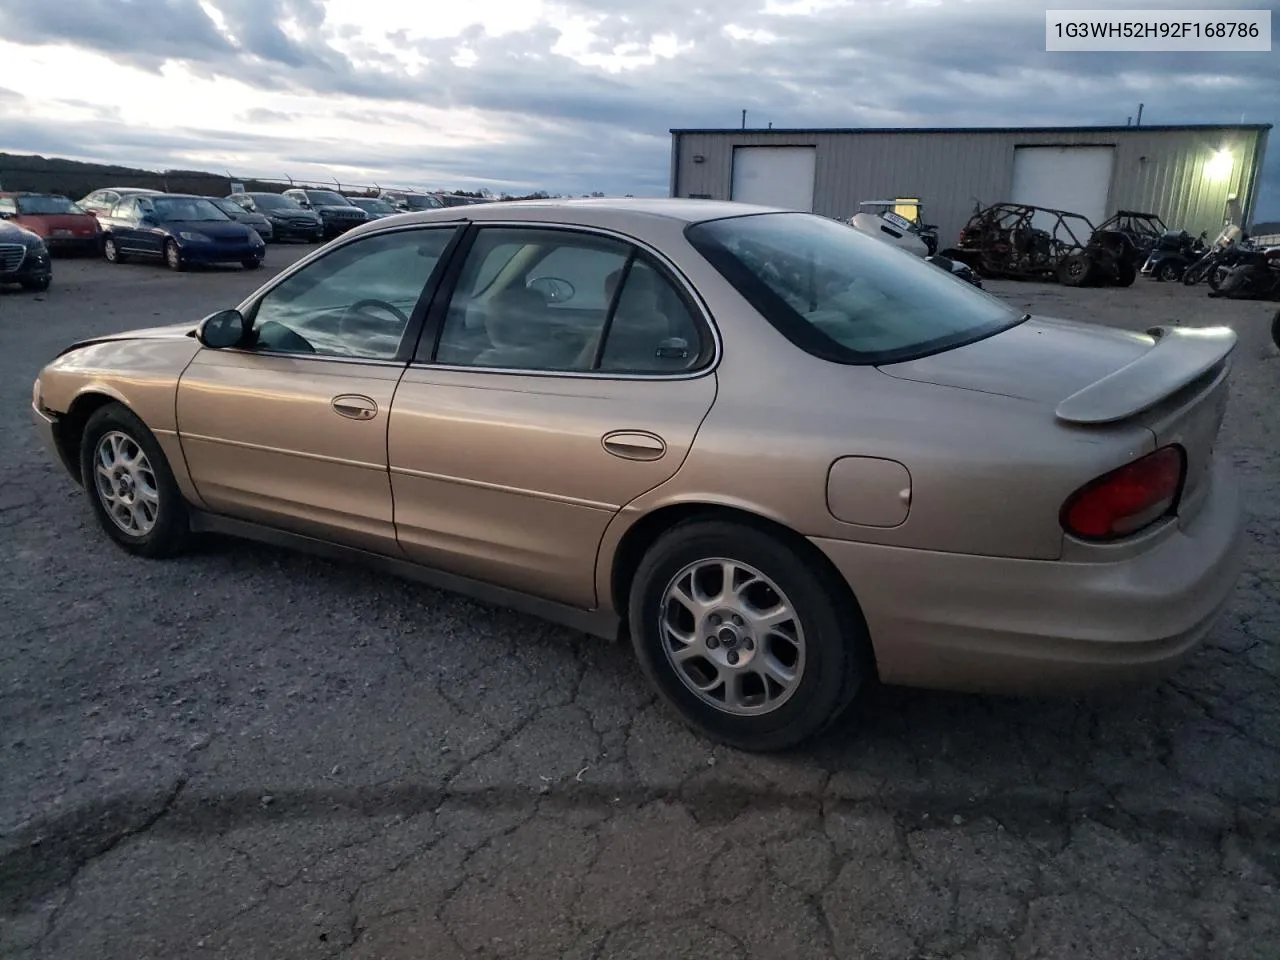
[432,227,706,374]
[434,228,631,370]
[110,199,137,221]
[247,227,457,360]
[0,197,15,215]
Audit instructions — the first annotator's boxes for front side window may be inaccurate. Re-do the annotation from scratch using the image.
[686,212,1022,365]
[247,227,457,360]
[110,199,138,220]
[432,227,706,374]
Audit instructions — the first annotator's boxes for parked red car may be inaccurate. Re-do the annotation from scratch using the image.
[0,192,102,255]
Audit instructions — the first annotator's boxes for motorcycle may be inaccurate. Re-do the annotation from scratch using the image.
[1182,224,1245,288]
[1207,246,1280,301]
[1140,229,1207,282]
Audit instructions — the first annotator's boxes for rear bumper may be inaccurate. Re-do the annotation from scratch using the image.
[43,235,100,254]
[812,457,1246,695]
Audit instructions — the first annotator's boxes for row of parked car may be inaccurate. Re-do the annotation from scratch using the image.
[0,185,490,291]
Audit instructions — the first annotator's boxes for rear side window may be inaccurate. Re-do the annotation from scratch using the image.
[686,212,1023,365]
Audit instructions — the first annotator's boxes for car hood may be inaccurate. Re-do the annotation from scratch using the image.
[0,220,39,243]
[57,321,196,357]
[315,205,364,215]
[16,213,100,234]
[877,315,1154,406]
[166,219,256,240]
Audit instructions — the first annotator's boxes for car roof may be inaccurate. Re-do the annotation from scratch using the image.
[376,197,788,228]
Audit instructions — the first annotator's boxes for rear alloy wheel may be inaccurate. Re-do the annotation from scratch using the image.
[165,240,185,272]
[79,403,190,558]
[629,520,870,751]
[103,236,126,264]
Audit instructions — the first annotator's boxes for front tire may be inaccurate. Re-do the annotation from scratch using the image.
[628,520,870,751]
[165,240,185,272]
[21,276,51,292]
[79,403,190,558]
[1057,253,1096,287]
[242,257,263,270]
[1155,260,1182,282]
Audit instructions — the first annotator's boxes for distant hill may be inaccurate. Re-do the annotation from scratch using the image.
[0,153,558,202]
[0,153,329,200]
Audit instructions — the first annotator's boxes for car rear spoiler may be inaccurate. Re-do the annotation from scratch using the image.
[1054,324,1236,425]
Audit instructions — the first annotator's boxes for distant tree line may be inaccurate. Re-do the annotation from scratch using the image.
[0,153,615,203]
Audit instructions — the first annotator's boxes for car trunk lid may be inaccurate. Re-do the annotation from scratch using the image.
[879,316,1237,528]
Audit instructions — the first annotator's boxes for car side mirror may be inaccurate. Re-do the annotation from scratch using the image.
[196,309,247,349]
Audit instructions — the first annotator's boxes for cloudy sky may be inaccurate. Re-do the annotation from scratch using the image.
[0,0,1276,215]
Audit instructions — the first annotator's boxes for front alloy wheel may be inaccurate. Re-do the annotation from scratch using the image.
[79,402,190,558]
[93,431,160,536]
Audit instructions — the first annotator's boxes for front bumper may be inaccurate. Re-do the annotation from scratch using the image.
[32,402,76,479]
[813,457,1246,695]
[271,220,324,241]
[1,247,52,285]
[321,216,365,236]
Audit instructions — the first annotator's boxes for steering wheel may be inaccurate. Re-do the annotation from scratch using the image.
[338,298,410,343]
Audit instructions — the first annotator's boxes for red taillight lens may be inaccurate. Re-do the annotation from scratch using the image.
[1061,446,1186,541]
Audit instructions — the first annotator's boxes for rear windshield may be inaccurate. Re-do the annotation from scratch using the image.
[17,195,85,215]
[685,212,1022,365]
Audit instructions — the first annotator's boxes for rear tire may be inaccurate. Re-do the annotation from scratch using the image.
[1155,260,1183,282]
[628,519,870,751]
[103,236,127,264]
[1057,253,1096,287]
[79,403,190,558]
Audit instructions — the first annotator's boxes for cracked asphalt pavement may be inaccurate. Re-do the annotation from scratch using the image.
[2,250,1278,959]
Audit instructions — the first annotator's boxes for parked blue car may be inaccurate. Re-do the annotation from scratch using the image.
[99,193,266,271]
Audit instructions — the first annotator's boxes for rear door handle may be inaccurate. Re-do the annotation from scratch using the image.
[602,430,666,461]
[331,394,378,420]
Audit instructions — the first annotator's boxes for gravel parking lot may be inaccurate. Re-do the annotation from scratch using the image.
[2,250,1278,960]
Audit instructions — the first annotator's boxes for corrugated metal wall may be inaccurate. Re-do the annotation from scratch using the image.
[671,126,1268,244]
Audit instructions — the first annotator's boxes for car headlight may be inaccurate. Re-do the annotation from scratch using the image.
[178,232,210,243]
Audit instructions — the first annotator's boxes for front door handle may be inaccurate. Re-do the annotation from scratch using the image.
[331,394,378,420]
[602,430,666,461]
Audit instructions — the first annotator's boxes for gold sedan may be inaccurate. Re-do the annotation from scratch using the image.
[31,199,1246,750]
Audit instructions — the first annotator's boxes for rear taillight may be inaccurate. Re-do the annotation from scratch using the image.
[1060,445,1186,541]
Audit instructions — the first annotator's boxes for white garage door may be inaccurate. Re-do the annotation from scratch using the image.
[731,146,816,211]
[1010,145,1115,227]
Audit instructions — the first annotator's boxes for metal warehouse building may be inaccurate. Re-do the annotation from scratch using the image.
[669,123,1271,243]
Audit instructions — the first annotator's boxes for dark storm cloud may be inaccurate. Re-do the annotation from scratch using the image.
[0,0,1276,212]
